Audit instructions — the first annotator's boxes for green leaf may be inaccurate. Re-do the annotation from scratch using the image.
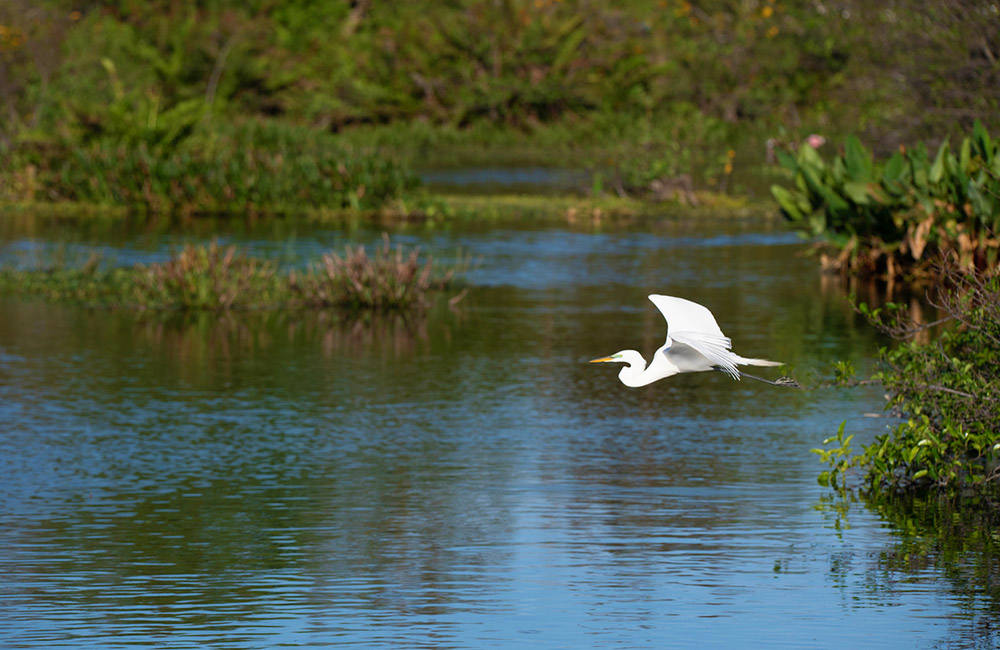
[865,183,892,205]
[929,138,949,185]
[806,210,830,236]
[798,142,826,174]
[960,137,972,172]
[771,185,809,220]
[843,181,870,205]
[776,149,798,172]
[844,135,872,181]
[883,152,907,184]
[973,119,991,157]
[913,469,928,480]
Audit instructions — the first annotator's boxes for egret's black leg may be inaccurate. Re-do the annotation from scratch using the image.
[740,371,803,389]
[713,365,802,388]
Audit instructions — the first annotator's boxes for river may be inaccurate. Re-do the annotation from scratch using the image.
[0,214,995,648]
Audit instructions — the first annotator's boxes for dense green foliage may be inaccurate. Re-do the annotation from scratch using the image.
[0,239,461,310]
[816,264,1000,494]
[773,122,1000,277]
[1,0,998,212]
[5,120,419,214]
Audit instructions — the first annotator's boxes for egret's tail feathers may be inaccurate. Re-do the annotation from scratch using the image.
[738,357,783,368]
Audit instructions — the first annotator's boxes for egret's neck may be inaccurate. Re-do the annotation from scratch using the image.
[616,348,680,388]
[618,355,659,388]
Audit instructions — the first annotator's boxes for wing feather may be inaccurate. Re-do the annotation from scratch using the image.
[670,331,740,379]
[648,295,741,379]
[648,295,725,340]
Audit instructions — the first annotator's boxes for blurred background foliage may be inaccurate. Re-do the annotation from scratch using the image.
[0,0,997,211]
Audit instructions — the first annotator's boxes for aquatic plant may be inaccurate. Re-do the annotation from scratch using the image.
[0,266,133,305]
[0,238,465,312]
[289,234,457,310]
[131,241,280,310]
[816,262,1000,494]
[772,121,1000,278]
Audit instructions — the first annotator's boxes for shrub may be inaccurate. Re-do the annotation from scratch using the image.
[772,122,1000,278]
[816,262,1000,493]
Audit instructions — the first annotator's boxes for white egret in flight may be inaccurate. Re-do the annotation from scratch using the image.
[589,295,799,388]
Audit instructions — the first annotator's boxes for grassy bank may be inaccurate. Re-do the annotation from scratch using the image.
[2,189,780,228]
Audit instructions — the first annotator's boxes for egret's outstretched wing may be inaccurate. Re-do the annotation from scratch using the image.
[669,331,740,379]
[648,295,725,340]
[649,295,740,379]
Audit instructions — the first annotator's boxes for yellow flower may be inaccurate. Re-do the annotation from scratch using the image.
[762,6,774,18]
[767,25,779,38]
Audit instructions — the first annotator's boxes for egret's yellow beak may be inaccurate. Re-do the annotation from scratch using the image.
[588,356,615,363]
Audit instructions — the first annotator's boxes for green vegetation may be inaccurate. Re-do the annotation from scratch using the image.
[0,238,463,311]
[773,122,1000,278]
[7,121,419,215]
[816,263,1000,494]
[289,234,461,310]
[131,241,282,308]
[1,1,997,215]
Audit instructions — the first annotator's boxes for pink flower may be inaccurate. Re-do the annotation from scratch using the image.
[806,134,826,149]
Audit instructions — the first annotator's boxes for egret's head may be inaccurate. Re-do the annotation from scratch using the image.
[588,350,643,366]
[588,350,649,386]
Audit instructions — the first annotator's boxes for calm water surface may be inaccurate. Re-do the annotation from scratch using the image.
[0,216,995,648]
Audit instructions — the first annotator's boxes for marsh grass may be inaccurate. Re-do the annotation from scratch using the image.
[289,233,460,310]
[0,266,134,305]
[0,236,464,311]
[132,242,281,310]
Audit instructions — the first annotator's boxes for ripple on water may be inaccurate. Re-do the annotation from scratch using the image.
[0,225,992,649]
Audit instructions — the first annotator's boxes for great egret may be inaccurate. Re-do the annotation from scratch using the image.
[589,294,799,388]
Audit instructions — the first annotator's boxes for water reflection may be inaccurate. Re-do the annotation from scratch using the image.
[816,492,1000,649]
[0,221,992,648]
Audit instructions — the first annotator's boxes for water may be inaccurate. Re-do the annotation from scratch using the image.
[0,216,996,648]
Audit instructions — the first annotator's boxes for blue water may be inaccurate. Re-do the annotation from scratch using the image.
[0,217,994,648]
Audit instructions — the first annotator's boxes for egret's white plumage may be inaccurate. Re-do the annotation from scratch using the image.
[589,294,787,388]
